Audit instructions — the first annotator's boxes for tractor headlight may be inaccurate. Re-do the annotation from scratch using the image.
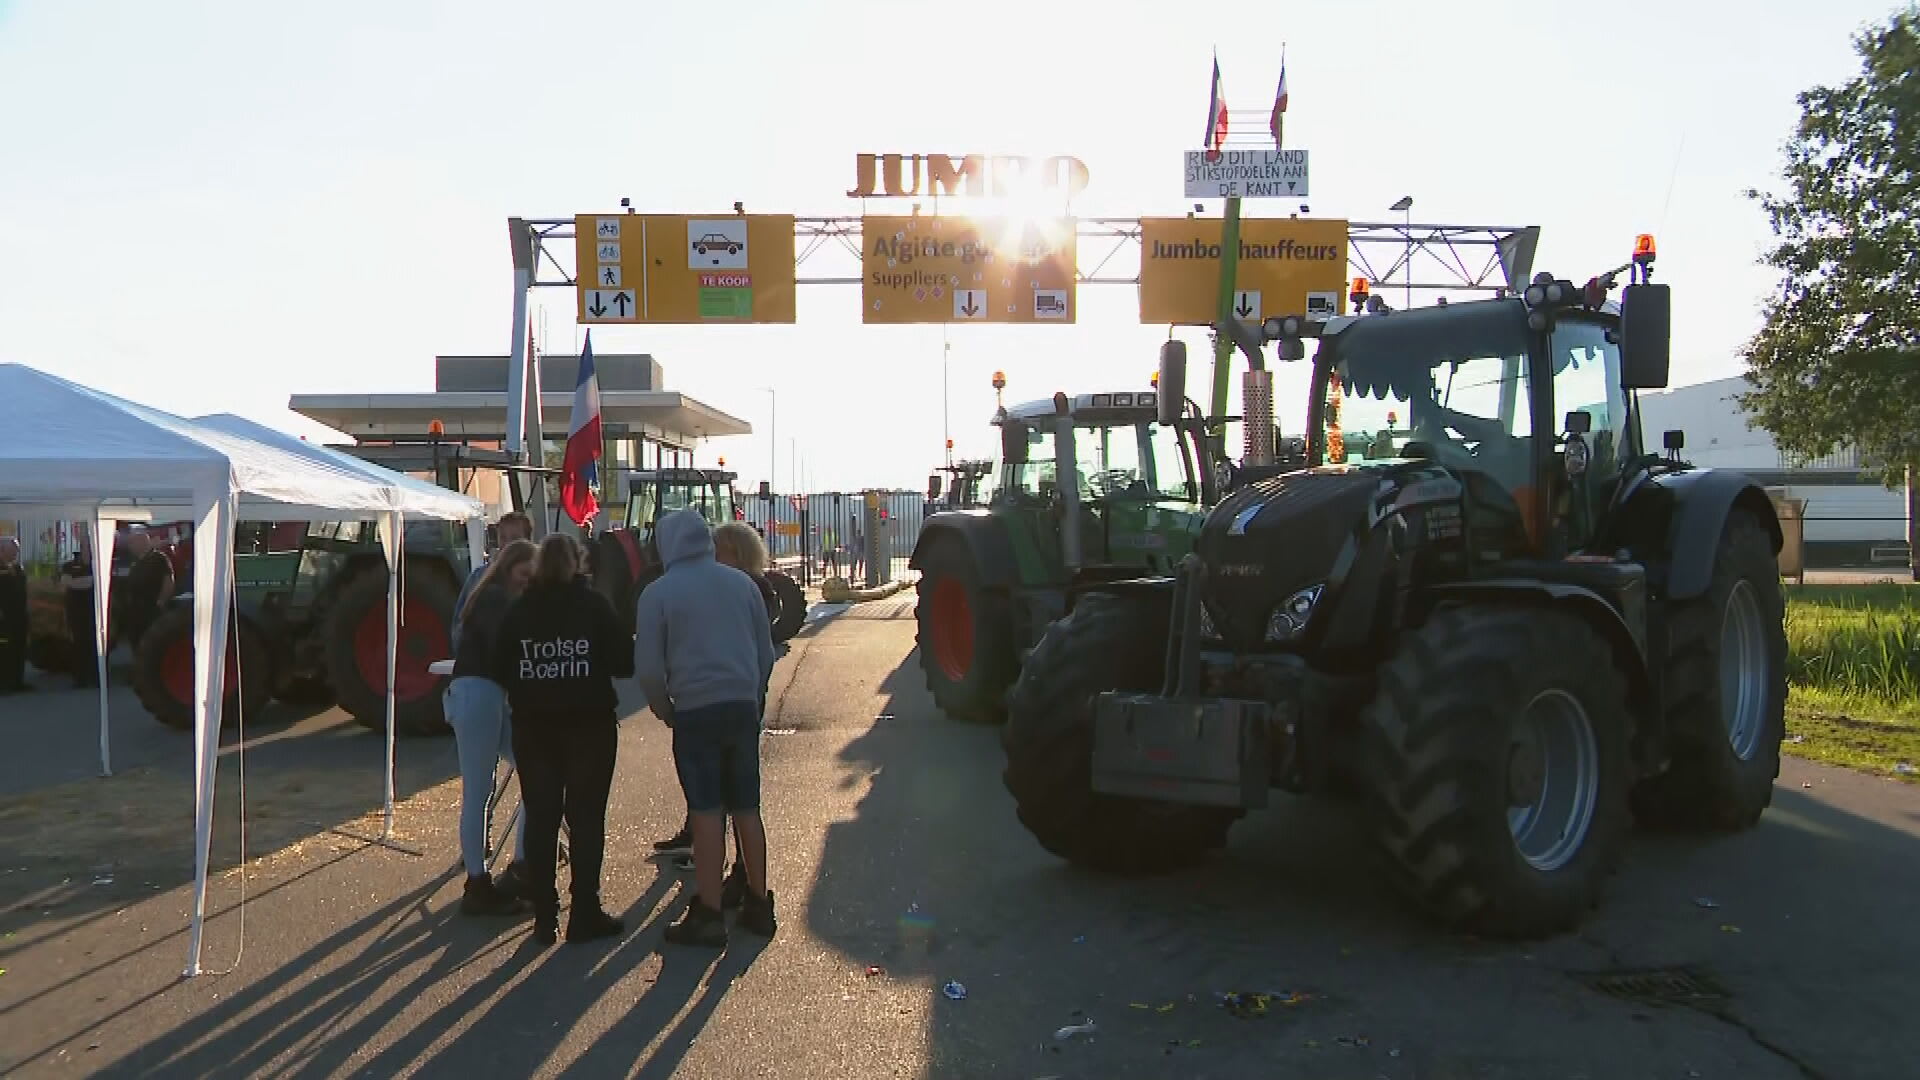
[1266,584,1324,641]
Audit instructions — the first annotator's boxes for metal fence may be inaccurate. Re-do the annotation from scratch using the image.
[741,490,926,585]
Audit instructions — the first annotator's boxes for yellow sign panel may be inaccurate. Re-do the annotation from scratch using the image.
[1138,217,1349,326]
[861,215,1077,324]
[574,213,796,324]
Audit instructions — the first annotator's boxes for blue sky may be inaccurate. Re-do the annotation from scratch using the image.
[0,0,1895,492]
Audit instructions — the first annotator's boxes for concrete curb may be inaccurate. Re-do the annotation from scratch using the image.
[819,577,914,604]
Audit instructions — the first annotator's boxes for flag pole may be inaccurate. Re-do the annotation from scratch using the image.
[1209,49,1242,440]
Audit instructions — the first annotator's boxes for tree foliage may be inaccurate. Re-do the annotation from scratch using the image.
[1739,5,1920,483]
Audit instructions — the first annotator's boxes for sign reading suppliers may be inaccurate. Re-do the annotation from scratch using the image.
[861,215,1077,324]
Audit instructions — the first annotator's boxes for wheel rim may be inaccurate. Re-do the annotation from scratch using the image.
[1719,579,1768,761]
[1506,688,1600,872]
[929,576,973,681]
[353,594,449,703]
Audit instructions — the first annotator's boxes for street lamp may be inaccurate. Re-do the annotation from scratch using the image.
[758,387,776,494]
[1390,196,1414,309]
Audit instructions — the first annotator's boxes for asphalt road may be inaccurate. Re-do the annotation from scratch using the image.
[1,598,1916,1078]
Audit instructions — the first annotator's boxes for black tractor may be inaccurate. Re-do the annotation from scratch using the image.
[1001,261,1789,939]
[592,467,807,642]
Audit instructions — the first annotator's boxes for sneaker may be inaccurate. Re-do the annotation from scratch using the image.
[652,825,694,857]
[663,897,728,947]
[738,888,777,937]
[720,863,749,910]
[460,874,523,916]
[566,904,625,943]
[493,860,531,901]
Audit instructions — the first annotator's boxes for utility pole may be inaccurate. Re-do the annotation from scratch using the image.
[1391,195,1414,309]
[762,387,777,494]
[1209,195,1243,434]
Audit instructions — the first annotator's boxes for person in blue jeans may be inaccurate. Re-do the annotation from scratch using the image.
[446,538,536,915]
[636,509,777,946]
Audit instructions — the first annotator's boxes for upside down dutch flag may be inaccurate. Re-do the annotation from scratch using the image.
[1204,52,1228,160]
[560,331,603,527]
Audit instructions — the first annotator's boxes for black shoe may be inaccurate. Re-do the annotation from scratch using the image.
[533,905,559,945]
[493,860,530,900]
[738,888,777,937]
[663,897,728,947]
[567,904,625,943]
[720,863,749,910]
[652,825,693,857]
[460,874,523,916]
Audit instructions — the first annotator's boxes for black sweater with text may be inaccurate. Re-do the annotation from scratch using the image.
[489,578,634,721]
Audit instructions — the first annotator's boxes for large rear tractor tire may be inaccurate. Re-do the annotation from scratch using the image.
[1002,591,1240,874]
[324,564,458,737]
[132,606,272,731]
[1631,510,1787,831]
[594,531,639,636]
[767,570,807,643]
[914,536,1014,724]
[1363,605,1632,940]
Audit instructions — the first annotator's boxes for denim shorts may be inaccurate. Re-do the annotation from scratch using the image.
[672,699,762,814]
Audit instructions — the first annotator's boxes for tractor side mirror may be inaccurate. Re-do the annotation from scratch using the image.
[758,480,772,500]
[1564,410,1592,435]
[1000,421,1030,466]
[1620,283,1672,389]
[927,474,944,501]
[1157,340,1187,427]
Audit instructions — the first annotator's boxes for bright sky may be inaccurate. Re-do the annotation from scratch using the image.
[0,0,1894,493]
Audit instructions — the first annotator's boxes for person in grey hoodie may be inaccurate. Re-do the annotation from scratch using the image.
[635,509,777,946]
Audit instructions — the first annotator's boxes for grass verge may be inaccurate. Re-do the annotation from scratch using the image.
[1783,583,1920,780]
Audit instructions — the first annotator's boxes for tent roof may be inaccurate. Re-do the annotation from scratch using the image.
[194,413,484,522]
[0,364,483,522]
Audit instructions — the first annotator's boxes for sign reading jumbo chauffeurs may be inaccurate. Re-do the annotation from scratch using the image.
[1138,216,1347,325]
[1184,149,1311,199]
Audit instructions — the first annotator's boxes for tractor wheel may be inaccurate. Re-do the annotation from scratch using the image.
[1002,591,1239,874]
[1362,605,1632,939]
[594,531,639,635]
[767,570,807,642]
[324,564,457,737]
[132,606,271,731]
[914,535,1014,724]
[1631,510,1787,831]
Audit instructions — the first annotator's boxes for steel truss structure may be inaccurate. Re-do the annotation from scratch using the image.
[512,216,1540,296]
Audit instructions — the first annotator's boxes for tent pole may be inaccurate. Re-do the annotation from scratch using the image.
[90,511,118,777]
[183,495,234,977]
[382,511,401,841]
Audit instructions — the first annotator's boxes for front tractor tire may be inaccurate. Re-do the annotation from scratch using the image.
[766,570,807,643]
[132,606,272,731]
[1363,605,1632,940]
[914,536,1014,724]
[324,564,458,737]
[1002,591,1239,874]
[1632,509,1788,831]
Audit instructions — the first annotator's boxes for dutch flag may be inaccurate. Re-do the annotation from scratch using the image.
[560,331,603,527]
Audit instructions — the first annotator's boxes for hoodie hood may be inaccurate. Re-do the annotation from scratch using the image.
[655,508,716,566]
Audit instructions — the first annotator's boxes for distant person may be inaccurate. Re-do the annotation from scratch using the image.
[492,533,633,946]
[119,528,173,652]
[60,536,98,688]
[448,538,537,916]
[651,521,775,893]
[0,537,27,693]
[849,524,865,580]
[635,509,777,947]
[453,511,533,647]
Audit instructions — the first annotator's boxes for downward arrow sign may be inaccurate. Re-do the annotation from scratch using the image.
[588,297,608,317]
[960,296,980,317]
[1235,297,1254,318]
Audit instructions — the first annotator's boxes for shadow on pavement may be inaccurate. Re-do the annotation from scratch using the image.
[806,632,1920,1079]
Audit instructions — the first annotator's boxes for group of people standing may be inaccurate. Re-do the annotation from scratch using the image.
[0,527,175,694]
[442,508,778,948]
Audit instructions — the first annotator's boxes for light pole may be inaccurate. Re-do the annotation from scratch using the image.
[759,387,776,494]
[1390,195,1413,309]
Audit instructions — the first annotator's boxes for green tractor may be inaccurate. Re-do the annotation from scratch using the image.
[591,467,808,643]
[910,385,1222,725]
[1001,262,1791,939]
[131,517,472,735]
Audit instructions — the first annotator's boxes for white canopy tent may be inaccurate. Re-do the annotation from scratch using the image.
[0,364,486,975]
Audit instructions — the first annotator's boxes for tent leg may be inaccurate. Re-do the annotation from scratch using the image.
[89,513,118,778]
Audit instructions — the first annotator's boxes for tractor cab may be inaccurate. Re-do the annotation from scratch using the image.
[620,467,744,537]
[926,459,994,515]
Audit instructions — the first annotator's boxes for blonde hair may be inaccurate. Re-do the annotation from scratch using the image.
[461,539,536,622]
[713,521,769,573]
[532,533,581,587]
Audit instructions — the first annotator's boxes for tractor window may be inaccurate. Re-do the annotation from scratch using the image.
[998,428,1058,503]
[627,486,657,531]
[1549,319,1628,465]
[1075,422,1193,501]
[1334,349,1533,492]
